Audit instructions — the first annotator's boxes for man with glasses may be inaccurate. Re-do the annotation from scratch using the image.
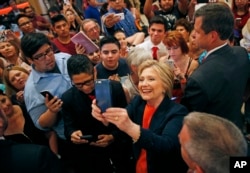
[16,14,53,39]
[81,19,102,46]
[61,54,133,173]
[20,32,73,171]
[23,6,51,32]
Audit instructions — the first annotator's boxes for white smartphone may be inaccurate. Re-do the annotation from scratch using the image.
[115,13,125,20]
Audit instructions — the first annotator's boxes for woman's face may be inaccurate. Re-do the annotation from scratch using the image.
[0,95,13,116]
[0,42,17,59]
[8,70,29,91]
[65,10,75,23]
[87,50,101,65]
[176,25,189,42]
[138,67,165,105]
[166,45,183,61]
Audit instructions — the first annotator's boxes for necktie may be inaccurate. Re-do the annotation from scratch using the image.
[152,46,158,60]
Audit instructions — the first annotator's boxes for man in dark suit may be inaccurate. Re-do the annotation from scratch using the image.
[181,3,250,130]
[0,109,63,173]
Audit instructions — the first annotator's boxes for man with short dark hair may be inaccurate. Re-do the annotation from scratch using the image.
[61,54,133,173]
[21,33,72,169]
[96,36,131,79]
[181,3,250,130]
[51,14,83,55]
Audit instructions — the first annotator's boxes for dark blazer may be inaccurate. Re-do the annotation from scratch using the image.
[0,140,62,173]
[127,96,188,173]
[61,80,133,173]
[181,45,250,129]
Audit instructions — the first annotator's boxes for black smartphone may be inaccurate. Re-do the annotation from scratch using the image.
[80,135,96,142]
[95,79,112,113]
[40,90,54,100]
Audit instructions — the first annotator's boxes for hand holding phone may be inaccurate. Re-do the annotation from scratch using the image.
[80,135,96,142]
[40,90,54,101]
[114,13,125,20]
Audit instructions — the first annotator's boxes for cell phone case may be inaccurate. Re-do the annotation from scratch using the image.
[95,79,113,112]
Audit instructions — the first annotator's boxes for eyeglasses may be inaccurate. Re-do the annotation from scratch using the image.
[32,47,53,61]
[86,25,99,33]
[72,78,94,88]
[19,21,31,27]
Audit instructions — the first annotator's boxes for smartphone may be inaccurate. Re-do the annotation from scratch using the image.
[95,79,112,113]
[40,90,54,101]
[115,13,125,20]
[166,59,174,69]
[64,0,70,5]
[80,135,96,142]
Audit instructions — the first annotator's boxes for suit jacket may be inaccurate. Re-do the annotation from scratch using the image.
[127,96,188,173]
[181,45,250,129]
[61,80,133,173]
[0,140,62,173]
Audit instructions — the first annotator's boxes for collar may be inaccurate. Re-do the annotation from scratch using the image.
[205,42,228,58]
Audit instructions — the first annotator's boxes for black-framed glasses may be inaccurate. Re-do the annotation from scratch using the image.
[72,78,94,88]
[32,47,53,61]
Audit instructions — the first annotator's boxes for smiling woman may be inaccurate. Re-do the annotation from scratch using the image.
[92,59,189,173]
[0,40,31,71]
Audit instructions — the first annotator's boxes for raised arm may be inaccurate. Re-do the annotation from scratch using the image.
[143,0,155,21]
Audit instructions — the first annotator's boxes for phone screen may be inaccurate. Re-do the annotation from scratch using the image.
[95,79,112,112]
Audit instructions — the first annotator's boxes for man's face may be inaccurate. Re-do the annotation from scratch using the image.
[53,20,70,37]
[30,44,56,72]
[193,17,210,50]
[18,17,35,34]
[25,7,34,18]
[160,0,174,12]
[83,21,100,41]
[71,73,94,94]
[100,43,120,70]
[148,23,166,45]
[108,0,124,11]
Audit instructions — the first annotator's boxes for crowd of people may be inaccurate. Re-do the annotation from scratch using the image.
[0,0,249,173]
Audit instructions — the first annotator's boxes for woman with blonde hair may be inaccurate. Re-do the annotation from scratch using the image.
[2,65,59,156]
[92,60,188,173]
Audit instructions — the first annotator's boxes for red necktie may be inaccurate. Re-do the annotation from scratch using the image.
[152,46,158,60]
